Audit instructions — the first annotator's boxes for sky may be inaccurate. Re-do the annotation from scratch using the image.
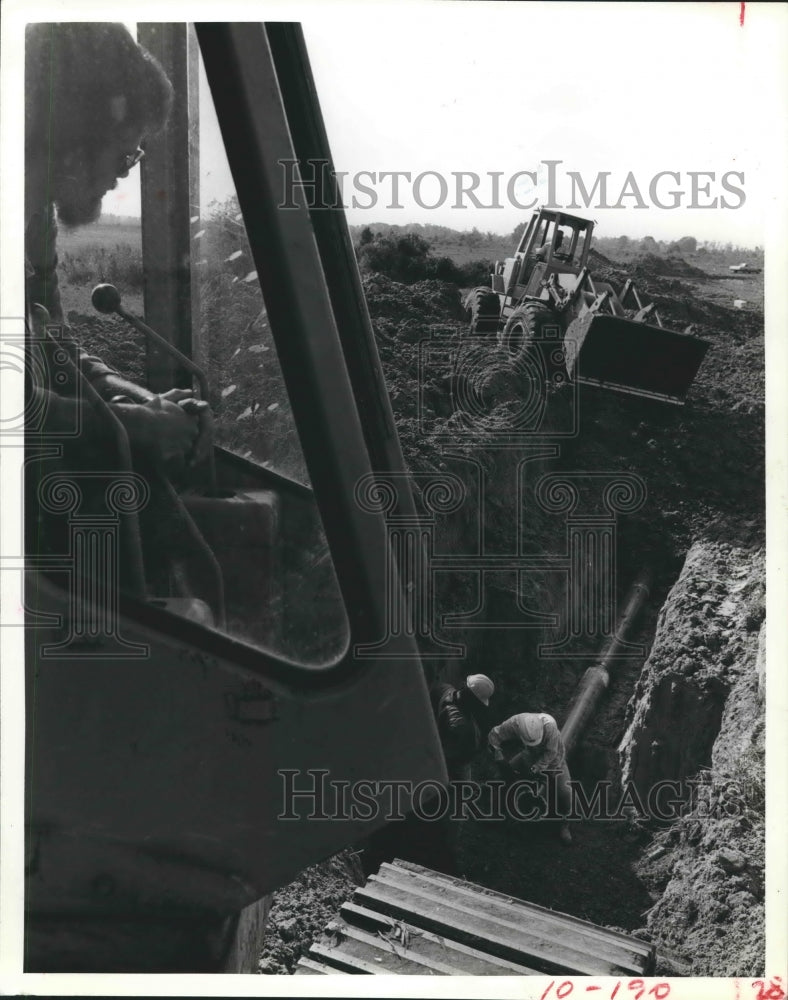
[99,2,788,246]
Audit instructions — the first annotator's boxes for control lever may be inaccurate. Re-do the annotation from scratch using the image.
[91,284,226,627]
[91,283,217,495]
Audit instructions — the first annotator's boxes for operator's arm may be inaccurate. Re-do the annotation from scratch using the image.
[26,209,210,466]
[92,369,155,404]
[28,306,200,467]
[72,341,210,462]
[69,345,210,465]
[27,349,197,466]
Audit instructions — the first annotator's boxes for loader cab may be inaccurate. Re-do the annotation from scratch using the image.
[516,208,593,266]
[22,22,445,972]
[503,208,594,299]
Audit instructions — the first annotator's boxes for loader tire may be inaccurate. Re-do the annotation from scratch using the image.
[501,302,560,362]
[464,286,500,335]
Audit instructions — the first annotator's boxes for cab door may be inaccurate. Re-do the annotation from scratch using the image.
[24,21,445,972]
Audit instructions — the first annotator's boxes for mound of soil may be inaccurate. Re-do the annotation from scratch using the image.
[632,253,708,280]
[588,247,614,268]
[624,543,765,975]
[620,542,765,795]
[258,852,363,974]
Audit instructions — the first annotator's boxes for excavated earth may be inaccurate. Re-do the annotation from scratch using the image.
[623,543,765,976]
[57,238,766,973]
[258,255,765,975]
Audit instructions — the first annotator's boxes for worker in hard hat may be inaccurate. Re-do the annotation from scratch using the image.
[429,674,495,781]
[488,712,573,845]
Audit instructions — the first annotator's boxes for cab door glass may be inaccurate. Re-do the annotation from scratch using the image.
[187,37,349,665]
[29,23,349,668]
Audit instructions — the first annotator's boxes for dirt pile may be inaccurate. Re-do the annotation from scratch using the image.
[572,273,764,557]
[620,542,765,796]
[258,851,363,974]
[66,309,147,385]
[624,543,765,975]
[361,273,466,468]
[632,254,708,280]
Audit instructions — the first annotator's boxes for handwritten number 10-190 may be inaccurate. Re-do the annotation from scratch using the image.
[539,981,671,1000]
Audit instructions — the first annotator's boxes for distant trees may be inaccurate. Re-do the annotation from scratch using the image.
[511,221,527,245]
[356,233,437,283]
[354,230,490,287]
[677,235,697,254]
[349,222,498,246]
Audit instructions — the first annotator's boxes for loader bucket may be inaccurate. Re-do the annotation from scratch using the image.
[564,313,710,404]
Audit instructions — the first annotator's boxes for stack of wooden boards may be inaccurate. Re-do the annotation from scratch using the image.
[295,858,655,976]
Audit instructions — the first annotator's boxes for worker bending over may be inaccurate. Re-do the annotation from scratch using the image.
[488,712,573,845]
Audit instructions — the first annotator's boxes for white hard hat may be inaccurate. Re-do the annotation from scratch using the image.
[466,674,494,706]
[517,713,545,746]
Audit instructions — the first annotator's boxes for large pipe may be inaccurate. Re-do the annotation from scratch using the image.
[560,569,652,756]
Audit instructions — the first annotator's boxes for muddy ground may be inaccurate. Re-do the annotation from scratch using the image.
[258,250,766,975]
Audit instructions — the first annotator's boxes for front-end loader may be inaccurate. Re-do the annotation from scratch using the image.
[465,208,710,404]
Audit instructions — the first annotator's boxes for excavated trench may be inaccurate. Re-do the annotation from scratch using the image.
[258,262,765,975]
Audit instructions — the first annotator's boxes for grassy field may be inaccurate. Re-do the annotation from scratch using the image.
[57,218,141,251]
[426,235,513,265]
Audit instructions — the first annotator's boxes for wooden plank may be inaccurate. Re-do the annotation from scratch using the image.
[375,864,650,973]
[321,923,450,975]
[294,957,335,974]
[390,860,654,963]
[310,940,428,975]
[339,903,540,976]
[355,878,627,977]
[367,872,621,973]
[390,859,654,967]
[394,860,653,953]
[336,919,512,976]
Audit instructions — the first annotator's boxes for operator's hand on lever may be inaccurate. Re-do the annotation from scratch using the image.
[157,388,211,466]
[113,393,199,471]
[168,390,214,468]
